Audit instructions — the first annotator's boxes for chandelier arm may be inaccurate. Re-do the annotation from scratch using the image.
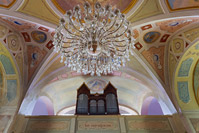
[61,44,79,49]
[76,13,84,27]
[96,11,111,37]
[62,26,84,40]
[62,50,79,57]
[101,18,125,39]
[63,37,82,41]
[102,39,126,45]
[103,26,129,41]
[76,14,91,37]
[99,16,117,39]
[112,44,127,48]
[68,17,88,40]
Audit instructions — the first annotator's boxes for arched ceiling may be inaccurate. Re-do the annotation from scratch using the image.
[0,0,199,113]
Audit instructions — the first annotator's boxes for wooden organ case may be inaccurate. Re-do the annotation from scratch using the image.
[76,82,119,115]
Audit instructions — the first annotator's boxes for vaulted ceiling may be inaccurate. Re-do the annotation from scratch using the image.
[0,0,199,114]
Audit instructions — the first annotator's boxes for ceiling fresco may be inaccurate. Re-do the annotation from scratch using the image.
[17,0,60,24]
[128,0,163,22]
[174,41,199,110]
[51,0,137,14]
[0,41,19,106]
[0,0,199,117]
[166,0,199,11]
[0,0,16,8]
[0,16,56,83]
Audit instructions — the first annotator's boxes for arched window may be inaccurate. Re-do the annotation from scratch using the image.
[106,93,118,114]
[90,100,97,114]
[77,94,88,114]
[98,100,105,114]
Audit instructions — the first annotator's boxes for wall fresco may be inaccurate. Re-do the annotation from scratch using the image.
[177,81,190,103]
[86,78,107,94]
[167,0,199,11]
[0,16,36,31]
[142,46,165,82]
[156,18,199,33]
[178,58,193,77]
[193,60,199,105]
[0,55,15,74]
[27,45,47,81]
[7,79,17,102]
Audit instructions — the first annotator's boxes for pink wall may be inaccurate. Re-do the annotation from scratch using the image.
[32,96,54,115]
[141,96,163,115]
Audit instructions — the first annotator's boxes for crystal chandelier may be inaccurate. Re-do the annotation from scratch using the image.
[53,2,135,76]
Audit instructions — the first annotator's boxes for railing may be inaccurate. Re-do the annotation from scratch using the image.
[22,115,175,133]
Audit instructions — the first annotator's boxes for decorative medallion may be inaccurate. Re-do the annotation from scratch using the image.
[7,34,20,51]
[143,31,160,43]
[31,31,47,43]
[172,38,184,53]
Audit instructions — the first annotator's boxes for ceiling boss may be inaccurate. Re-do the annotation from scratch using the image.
[53,1,135,76]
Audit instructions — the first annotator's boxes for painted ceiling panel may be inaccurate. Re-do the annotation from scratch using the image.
[51,0,137,14]
[166,0,199,11]
[128,0,163,22]
[0,0,15,8]
[17,0,60,24]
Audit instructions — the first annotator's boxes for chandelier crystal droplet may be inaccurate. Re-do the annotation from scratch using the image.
[53,2,135,76]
